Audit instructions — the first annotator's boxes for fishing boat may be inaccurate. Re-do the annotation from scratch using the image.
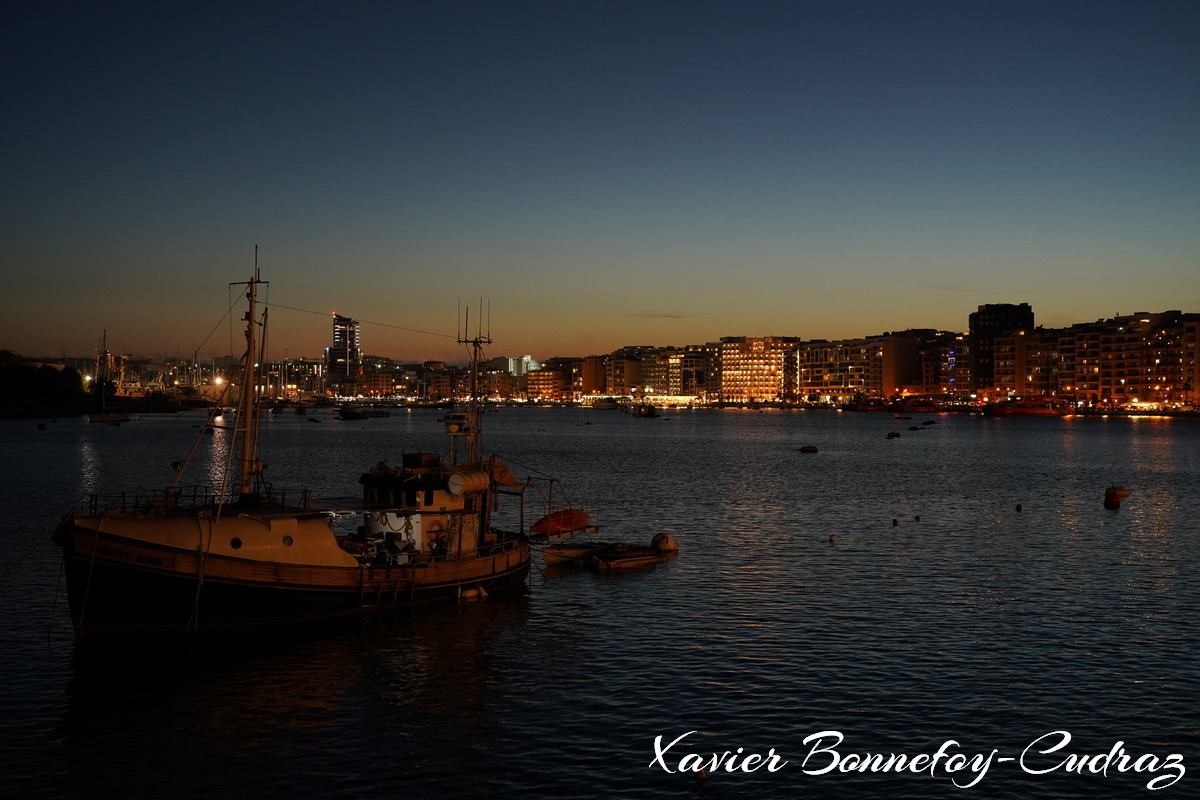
[51,265,548,639]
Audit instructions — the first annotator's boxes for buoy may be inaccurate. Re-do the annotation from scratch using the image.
[800,445,818,453]
[650,533,679,553]
[829,534,837,543]
[892,518,898,527]
[1104,486,1130,510]
[914,515,921,522]
[695,768,708,782]
[1016,504,1022,512]
[458,586,489,602]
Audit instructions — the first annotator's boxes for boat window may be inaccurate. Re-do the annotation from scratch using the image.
[230,538,242,550]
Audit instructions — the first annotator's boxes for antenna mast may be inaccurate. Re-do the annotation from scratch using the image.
[447,298,492,466]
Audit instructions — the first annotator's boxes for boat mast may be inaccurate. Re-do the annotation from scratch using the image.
[233,248,267,498]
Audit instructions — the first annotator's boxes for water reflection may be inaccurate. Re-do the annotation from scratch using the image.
[59,601,532,797]
[202,421,233,489]
[75,434,100,497]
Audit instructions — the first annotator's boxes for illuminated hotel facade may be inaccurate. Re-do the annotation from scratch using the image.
[718,336,801,404]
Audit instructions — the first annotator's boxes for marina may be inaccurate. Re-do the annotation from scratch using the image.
[2,406,1197,798]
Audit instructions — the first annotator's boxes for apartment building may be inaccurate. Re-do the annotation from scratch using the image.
[326,314,362,384]
[993,329,1061,399]
[969,303,1034,396]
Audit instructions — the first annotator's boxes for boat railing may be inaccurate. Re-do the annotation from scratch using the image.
[81,484,289,515]
[477,536,523,557]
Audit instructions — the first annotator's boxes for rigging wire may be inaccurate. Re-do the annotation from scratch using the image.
[264,301,458,340]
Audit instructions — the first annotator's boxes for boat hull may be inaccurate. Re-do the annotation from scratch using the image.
[54,519,529,638]
[530,507,591,539]
[541,541,611,565]
[590,543,672,572]
[981,400,1069,416]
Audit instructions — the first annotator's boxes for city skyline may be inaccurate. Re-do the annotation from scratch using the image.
[3,2,1198,363]
[8,300,1195,369]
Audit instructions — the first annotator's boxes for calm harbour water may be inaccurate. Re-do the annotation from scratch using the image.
[1,407,1196,799]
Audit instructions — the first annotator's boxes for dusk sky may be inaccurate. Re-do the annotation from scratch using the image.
[3,1,1198,364]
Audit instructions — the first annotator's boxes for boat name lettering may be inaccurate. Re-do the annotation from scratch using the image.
[96,546,164,567]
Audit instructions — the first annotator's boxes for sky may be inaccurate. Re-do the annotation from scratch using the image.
[2,0,1198,364]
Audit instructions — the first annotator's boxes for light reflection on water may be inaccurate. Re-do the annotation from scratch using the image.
[75,434,100,496]
[1,409,1197,799]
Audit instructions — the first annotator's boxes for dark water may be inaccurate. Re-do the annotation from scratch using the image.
[2,408,1196,798]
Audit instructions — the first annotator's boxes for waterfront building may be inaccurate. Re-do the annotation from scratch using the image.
[1059,324,1102,403]
[969,303,1034,399]
[1183,317,1200,406]
[285,357,326,397]
[921,331,971,397]
[641,349,672,399]
[993,328,1062,398]
[580,356,606,396]
[1009,311,1200,407]
[795,338,874,403]
[524,366,569,402]
[476,366,519,400]
[667,345,714,400]
[422,362,454,401]
[360,370,398,398]
[793,333,920,403]
[1092,311,1199,406]
[538,357,584,401]
[605,354,644,397]
[326,314,362,392]
[952,334,973,397]
[719,336,800,404]
[875,333,921,398]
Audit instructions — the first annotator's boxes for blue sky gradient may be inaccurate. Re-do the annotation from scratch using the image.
[3,1,1198,363]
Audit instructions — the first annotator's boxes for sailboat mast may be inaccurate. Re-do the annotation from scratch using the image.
[236,250,265,497]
